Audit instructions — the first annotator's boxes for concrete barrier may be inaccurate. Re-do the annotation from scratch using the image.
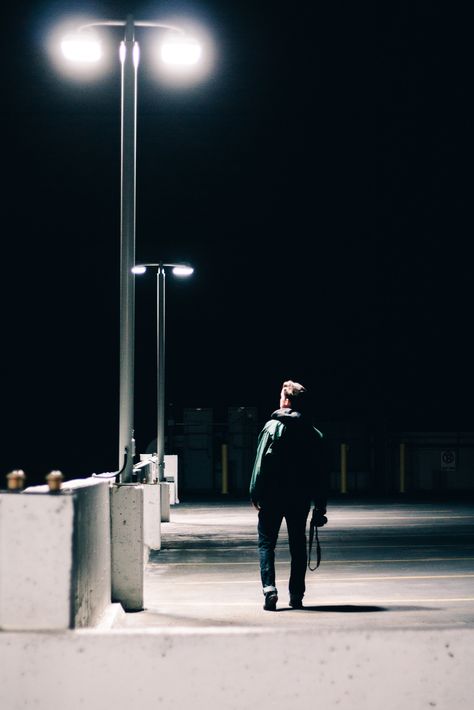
[0,478,111,630]
[143,483,161,552]
[1,477,153,627]
[110,484,144,611]
[160,481,171,522]
[164,454,179,503]
[0,627,472,709]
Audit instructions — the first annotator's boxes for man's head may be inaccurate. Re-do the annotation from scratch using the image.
[279,380,308,411]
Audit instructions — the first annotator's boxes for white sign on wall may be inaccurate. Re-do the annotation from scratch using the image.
[440,449,456,471]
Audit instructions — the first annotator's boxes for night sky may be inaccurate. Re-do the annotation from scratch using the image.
[2,1,472,483]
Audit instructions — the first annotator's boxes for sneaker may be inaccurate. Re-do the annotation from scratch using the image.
[289,596,303,609]
[263,591,278,611]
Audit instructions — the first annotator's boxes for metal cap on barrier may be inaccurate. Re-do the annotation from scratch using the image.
[46,470,64,493]
[6,469,26,491]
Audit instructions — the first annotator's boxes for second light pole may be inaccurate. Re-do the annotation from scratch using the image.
[133,262,193,480]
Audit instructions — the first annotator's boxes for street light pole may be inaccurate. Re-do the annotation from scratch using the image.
[119,15,138,482]
[157,264,166,481]
[58,18,203,482]
[133,263,193,481]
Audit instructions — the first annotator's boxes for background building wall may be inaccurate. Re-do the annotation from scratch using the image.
[161,407,474,497]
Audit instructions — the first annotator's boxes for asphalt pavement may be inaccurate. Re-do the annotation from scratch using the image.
[120,498,474,630]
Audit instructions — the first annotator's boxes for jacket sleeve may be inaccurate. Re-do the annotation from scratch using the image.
[249,427,272,504]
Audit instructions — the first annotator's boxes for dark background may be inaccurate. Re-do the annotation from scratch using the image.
[1,1,471,484]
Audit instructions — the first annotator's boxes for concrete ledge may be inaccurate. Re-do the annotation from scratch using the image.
[0,628,472,709]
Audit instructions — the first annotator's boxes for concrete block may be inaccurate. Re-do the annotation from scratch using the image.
[160,481,171,522]
[143,483,161,552]
[164,454,179,503]
[0,478,111,631]
[110,484,144,611]
[0,493,74,631]
[66,479,111,627]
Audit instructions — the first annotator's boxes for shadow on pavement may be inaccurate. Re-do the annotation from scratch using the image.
[277,604,438,613]
[277,605,387,613]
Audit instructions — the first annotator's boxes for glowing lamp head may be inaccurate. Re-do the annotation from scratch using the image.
[160,36,202,66]
[61,33,102,63]
[172,265,194,277]
[132,265,147,275]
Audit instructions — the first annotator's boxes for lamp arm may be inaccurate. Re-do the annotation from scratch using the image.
[77,20,185,34]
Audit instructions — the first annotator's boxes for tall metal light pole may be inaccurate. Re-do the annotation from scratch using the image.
[133,263,193,481]
[119,15,138,483]
[59,17,203,481]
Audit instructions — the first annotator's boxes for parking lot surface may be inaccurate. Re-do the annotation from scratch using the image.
[121,498,474,630]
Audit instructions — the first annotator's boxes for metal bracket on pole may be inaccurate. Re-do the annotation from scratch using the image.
[92,447,129,481]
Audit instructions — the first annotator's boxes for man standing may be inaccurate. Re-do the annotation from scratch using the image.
[250,380,328,611]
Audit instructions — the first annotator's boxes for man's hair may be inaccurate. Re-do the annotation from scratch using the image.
[281,380,308,409]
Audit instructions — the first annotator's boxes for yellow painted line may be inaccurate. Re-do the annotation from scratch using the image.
[315,546,474,550]
[343,597,474,604]
[167,516,473,526]
[314,574,474,581]
[161,544,474,552]
[152,556,474,567]
[322,557,474,564]
[324,515,473,520]
[150,574,474,585]
[145,597,474,607]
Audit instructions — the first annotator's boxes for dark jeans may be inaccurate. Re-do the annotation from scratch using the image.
[258,503,310,598]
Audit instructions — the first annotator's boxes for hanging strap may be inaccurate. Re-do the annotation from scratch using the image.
[308,517,321,571]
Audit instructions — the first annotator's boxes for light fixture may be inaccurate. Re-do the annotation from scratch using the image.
[60,32,102,63]
[172,265,194,276]
[160,36,202,66]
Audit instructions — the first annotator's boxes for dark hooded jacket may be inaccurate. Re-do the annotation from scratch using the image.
[249,408,328,510]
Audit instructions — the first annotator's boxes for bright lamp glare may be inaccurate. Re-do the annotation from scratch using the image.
[161,37,202,66]
[61,34,101,62]
[172,266,194,277]
[132,265,147,275]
